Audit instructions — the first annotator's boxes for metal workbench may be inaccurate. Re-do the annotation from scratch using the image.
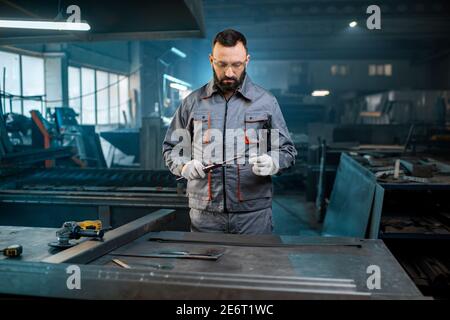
[0,209,423,300]
[0,167,189,228]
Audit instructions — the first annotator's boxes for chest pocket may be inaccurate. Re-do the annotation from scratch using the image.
[193,111,213,144]
[244,112,270,144]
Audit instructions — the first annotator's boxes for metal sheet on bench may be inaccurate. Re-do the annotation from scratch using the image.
[89,231,422,298]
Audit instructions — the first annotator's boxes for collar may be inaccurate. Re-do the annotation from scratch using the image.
[201,74,255,101]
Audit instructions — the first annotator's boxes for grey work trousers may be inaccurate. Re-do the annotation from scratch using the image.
[189,207,273,235]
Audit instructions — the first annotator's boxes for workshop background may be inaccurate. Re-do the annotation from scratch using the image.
[0,0,449,300]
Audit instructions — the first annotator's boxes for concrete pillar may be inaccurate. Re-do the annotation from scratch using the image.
[141,42,161,118]
[44,49,68,108]
[129,41,163,128]
[129,41,142,128]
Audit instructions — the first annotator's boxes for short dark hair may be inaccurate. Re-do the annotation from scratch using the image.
[212,29,248,53]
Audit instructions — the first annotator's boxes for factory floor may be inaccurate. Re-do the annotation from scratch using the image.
[272,192,322,236]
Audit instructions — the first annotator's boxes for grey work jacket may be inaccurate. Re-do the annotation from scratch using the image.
[162,75,297,213]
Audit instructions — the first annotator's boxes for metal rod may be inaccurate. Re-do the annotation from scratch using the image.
[176,154,244,180]
[42,209,175,264]
[112,258,131,269]
[148,238,363,248]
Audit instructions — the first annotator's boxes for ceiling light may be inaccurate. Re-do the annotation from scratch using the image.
[0,19,90,31]
[163,74,191,87]
[311,90,330,97]
[170,82,188,91]
[170,47,187,59]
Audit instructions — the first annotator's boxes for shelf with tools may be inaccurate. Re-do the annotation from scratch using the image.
[382,238,450,298]
[321,152,450,298]
[355,153,450,298]
[377,187,450,298]
[380,214,450,240]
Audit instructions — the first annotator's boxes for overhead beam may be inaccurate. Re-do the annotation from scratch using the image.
[0,0,206,45]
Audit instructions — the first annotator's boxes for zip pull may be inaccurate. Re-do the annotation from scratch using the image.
[203,111,211,143]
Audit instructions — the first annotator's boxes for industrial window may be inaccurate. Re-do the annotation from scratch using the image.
[0,50,45,115]
[68,66,130,125]
[21,56,45,115]
[96,71,109,125]
[109,73,119,125]
[330,64,349,76]
[68,66,81,119]
[369,64,392,76]
[81,68,96,125]
[119,76,129,124]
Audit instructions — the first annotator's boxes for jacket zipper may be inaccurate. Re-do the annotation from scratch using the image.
[222,98,229,213]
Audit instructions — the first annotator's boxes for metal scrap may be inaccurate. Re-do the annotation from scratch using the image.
[113,248,226,261]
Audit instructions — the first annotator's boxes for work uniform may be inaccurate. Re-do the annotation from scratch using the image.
[162,75,297,234]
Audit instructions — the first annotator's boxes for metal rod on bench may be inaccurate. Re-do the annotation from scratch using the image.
[43,209,175,264]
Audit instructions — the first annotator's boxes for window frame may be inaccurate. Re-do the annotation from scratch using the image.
[368,63,393,77]
[0,49,45,115]
[68,65,130,125]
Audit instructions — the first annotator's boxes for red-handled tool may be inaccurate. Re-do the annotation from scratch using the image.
[176,154,244,180]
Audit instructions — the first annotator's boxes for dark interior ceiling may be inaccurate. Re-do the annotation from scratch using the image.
[0,0,205,44]
[0,0,449,63]
[202,0,450,61]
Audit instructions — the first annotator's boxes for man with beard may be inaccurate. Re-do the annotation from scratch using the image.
[163,29,297,234]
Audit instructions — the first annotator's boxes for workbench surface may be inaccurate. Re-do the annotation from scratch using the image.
[0,223,424,299]
[0,226,60,261]
[89,231,422,298]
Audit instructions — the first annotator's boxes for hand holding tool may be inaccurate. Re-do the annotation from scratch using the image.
[177,154,244,181]
[180,159,206,180]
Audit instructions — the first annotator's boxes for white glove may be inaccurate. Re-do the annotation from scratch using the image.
[181,159,206,180]
[249,154,279,176]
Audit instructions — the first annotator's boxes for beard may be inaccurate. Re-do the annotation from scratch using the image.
[213,68,246,93]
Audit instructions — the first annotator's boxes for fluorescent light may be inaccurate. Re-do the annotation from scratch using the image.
[170,82,188,91]
[170,47,187,58]
[312,90,330,97]
[163,74,191,87]
[0,19,91,31]
[349,21,358,28]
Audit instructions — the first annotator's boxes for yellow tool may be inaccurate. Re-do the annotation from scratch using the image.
[48,220,104,248]
[2,244,23,257]
[78,220,102,231]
